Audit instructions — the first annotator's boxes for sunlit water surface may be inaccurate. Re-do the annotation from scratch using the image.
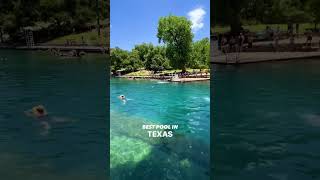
[111,78,210,180]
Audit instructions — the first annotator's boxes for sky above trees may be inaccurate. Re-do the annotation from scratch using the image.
[110,0,210,50]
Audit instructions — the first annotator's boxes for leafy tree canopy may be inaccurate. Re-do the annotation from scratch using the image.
[0,0,108,42]
[157,15,193,72]
[213,0,320,33]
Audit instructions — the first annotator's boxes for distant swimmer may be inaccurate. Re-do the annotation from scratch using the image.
[25,105,50,135]
[25,105,74,135]
[25,105,48,118]
[119,95,126,100]
[118,95,127,103]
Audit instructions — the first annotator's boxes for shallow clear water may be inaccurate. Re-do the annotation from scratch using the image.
[0,50,107,179]
[110,78,210,180]
[212,60,320,180]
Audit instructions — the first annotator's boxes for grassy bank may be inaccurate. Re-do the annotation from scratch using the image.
[44,29,109,46]
[213,23,315,33]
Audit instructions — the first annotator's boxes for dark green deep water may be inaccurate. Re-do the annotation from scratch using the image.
[212,60,320,180]
[0,50,107,179]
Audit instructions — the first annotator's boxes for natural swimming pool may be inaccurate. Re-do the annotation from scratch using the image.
[110,78,210,180]
[212,60,320,180]
[0,50,107,179]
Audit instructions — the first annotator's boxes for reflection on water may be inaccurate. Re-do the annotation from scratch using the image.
[212,60,320,180]
[110,79,210,180]
[0,50,107,179]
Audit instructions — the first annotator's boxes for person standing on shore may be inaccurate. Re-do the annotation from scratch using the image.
[289,33,296,51]
[229,36,236,52]
[274,27,280,52]
[238,33,245,53]
[306,32,313,47]
[221,36,228,54]
[248,35,253,48]
[221,36,229,63]
[218,34,222,50]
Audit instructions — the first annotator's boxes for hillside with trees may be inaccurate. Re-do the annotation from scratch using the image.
[0,0,109,45]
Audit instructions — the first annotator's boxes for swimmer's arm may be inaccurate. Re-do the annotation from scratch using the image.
[24,110,33,117]
[40,121,51,130]
[51,117,76,123]
[40,121,50,136]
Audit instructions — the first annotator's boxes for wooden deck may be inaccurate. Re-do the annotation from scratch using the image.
[169,78,210,82]
[119,75,173,79]
[14,45,107,53]
[116,74,210,82]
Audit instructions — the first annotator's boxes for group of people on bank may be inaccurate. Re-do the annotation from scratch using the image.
[218,32,251,54]
[217,25,319,54]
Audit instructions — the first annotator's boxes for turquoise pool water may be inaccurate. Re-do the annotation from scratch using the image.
[212,60,320,180]
[110,78,210,180]
[0,50,107,179]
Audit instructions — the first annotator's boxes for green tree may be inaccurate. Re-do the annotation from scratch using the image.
[123,50,143,72]
[149,54,170,72]
[144,46,170,71]
[212,0,249,33]
[110,47,129,74]
[306,0,320,29]
[133,43,154,63]
[39,0,65,21]
[189,38,210,69]
[213,0,310,32]
[73,6,96,31]
[157,15,193,72]
[268,0,309,24]
[0,0,106,42]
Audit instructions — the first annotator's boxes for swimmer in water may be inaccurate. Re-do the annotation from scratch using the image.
[25,105,76,123]
[118,95,127,103]
[25,105,48,118]
[119,95,126,100]
[25,105,75,136]
[25,105,50,135]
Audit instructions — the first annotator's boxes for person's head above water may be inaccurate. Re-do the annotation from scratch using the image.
[31,105,48,117]
[118,95,126,100]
